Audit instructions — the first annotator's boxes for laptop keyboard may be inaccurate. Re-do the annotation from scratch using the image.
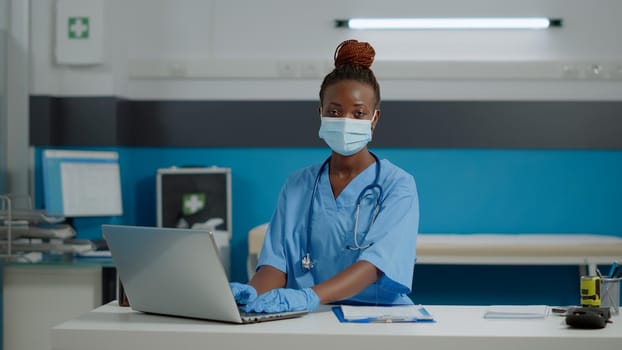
[239,308,307,323]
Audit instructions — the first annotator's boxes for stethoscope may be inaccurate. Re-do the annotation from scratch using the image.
[302,152,384,271]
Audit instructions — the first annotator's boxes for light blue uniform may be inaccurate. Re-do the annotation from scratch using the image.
[257,157,419,305]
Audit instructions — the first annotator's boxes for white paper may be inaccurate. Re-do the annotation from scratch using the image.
[483,305,549,319]
[60,161,123,216]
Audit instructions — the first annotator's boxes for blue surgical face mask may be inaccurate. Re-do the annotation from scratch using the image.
[318,117,373,156]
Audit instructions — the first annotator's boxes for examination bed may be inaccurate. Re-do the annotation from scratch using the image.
[247,224,622,278]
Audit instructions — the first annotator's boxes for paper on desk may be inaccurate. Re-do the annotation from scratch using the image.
[483,305,549,319]
[77,250,111,258]
[340,305,434,322]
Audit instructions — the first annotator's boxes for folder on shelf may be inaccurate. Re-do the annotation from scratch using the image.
[0,223,76,240]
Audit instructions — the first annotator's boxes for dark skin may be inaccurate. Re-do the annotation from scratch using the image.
[249,80,382,304]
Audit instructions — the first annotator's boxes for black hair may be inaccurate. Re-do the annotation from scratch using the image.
[319,39,381,108]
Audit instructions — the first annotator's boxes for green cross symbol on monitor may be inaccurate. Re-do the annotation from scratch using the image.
[182,193,206,216]
[68,17,90,39]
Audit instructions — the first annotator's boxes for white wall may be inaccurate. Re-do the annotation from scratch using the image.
[29,0,622,100]
[0,0,8,193]
[5,0,29,197]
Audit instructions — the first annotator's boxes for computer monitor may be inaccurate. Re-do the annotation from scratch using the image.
[42,149,123,217]
[156,167,232,276]
[156,167,231,235]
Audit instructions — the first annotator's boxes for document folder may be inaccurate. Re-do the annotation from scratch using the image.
[333,305,435,323]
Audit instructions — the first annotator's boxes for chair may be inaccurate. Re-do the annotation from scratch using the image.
[247,223,268,279]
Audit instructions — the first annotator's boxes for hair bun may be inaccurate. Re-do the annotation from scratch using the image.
[333,39,375,69]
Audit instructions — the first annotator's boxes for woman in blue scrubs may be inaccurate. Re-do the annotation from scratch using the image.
[232,40,419,313]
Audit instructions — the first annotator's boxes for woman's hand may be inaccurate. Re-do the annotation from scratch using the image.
[229,282,257,305]
[243,288,320,313]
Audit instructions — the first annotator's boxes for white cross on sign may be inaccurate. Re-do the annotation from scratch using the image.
[183,194,206,215]
[68,17,89,39]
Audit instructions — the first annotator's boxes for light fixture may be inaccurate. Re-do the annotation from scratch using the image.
[335,17,563,30]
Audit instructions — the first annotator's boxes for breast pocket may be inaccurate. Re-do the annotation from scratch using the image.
[308,212,358,282]
[312,247,359,283]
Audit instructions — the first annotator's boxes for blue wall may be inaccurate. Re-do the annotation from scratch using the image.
[34,147,622,304]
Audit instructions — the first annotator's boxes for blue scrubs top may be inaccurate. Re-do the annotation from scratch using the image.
[257,157,419,305]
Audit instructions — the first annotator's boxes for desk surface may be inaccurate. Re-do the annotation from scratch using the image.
[52,303,621,350]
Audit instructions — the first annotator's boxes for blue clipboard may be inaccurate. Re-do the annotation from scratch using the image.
[332,306,436,323]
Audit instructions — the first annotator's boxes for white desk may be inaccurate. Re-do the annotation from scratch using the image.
[52,303,621,350]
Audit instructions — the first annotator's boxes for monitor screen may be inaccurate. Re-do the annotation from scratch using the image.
[42,150,123,217]
[157,168,230,233]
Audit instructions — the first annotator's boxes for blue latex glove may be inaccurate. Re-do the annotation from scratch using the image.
[229,282,257,305]
[243,288,320,313]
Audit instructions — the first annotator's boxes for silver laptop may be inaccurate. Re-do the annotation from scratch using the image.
[102,224,307,324]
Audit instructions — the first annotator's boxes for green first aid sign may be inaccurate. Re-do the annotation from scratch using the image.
[68,17,89,39]
[182,193,206,216]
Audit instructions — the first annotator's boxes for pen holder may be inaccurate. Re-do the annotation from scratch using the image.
[601,277,621,315]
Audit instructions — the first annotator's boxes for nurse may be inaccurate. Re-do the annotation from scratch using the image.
[231,39,419,313]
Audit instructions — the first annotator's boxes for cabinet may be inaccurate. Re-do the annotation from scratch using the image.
[2,258,114,350]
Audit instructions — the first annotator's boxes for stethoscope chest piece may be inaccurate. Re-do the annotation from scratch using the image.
[302,253,314,270]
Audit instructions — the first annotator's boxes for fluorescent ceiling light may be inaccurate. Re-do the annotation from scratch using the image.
[336,18,562,30]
